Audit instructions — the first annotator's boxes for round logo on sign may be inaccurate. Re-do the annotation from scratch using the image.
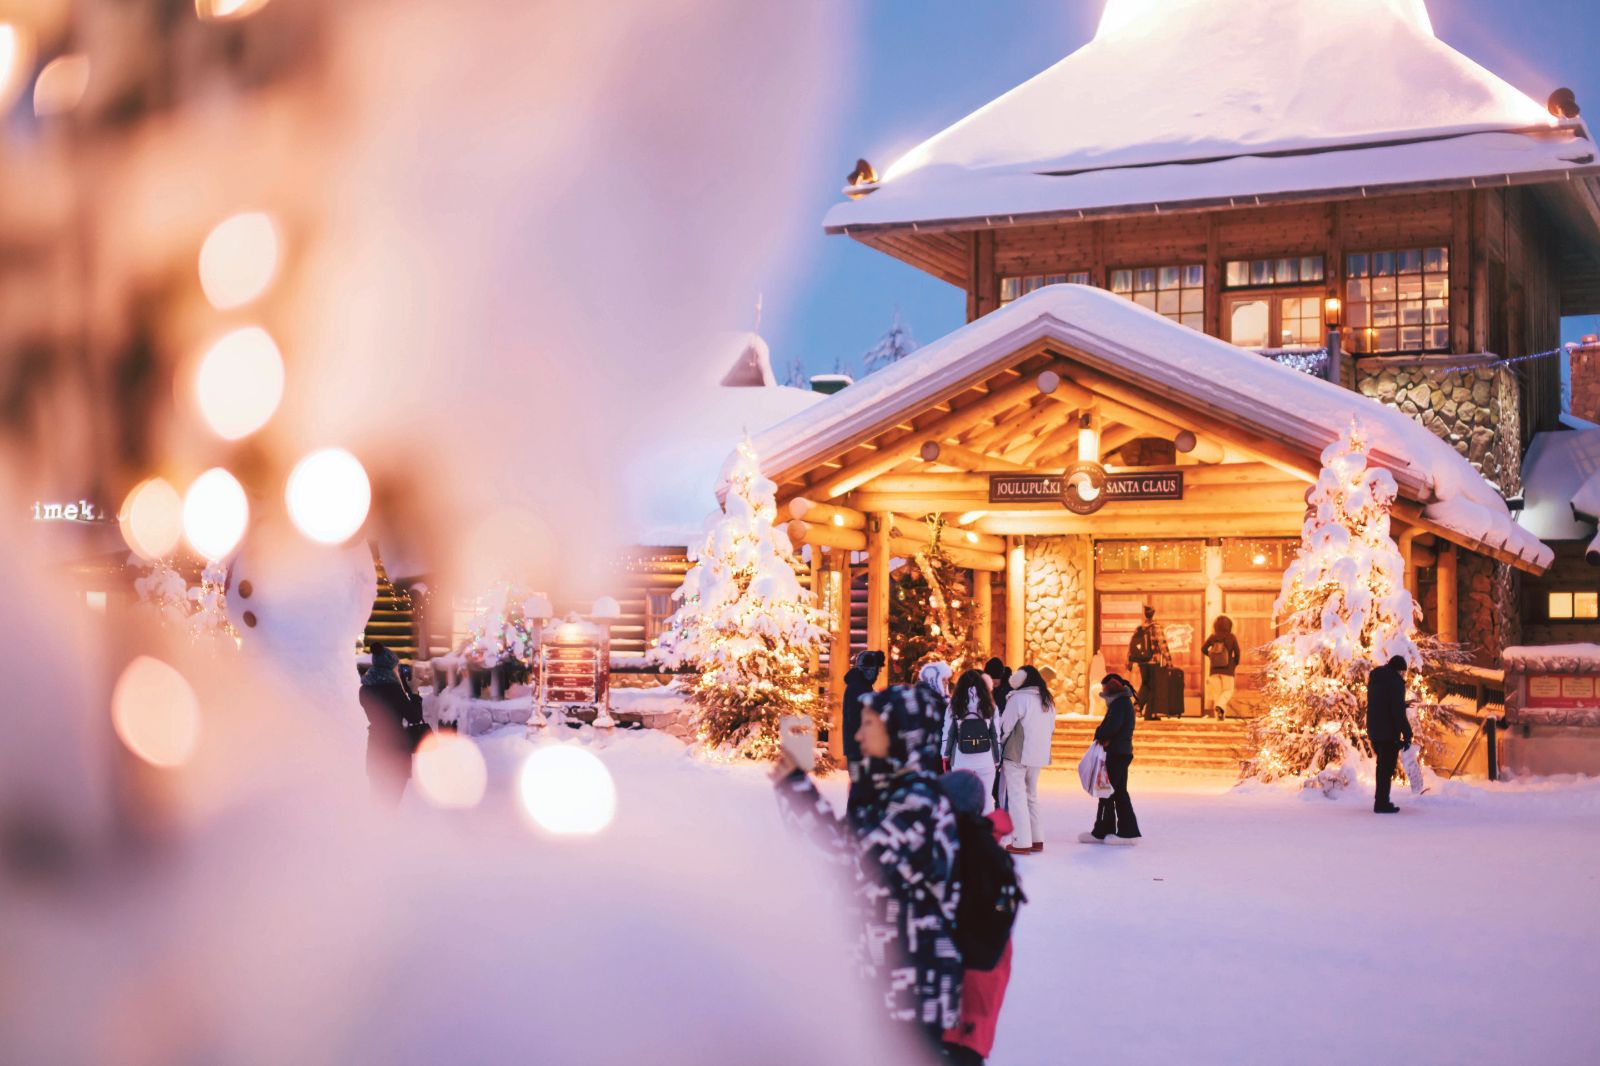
[1061,461,1107,515]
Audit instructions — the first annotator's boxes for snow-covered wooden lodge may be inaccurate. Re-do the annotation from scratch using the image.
[768,0,1600,768]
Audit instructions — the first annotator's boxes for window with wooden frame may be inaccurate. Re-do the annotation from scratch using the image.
[1547,590,1600,622]
[1345,246,1449,354]
[999,271,1091,305]
[645,589,677,645]
[1109,264,1203,330]
[1221,256,1326,349]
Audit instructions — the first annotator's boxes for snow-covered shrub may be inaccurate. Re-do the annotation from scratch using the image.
[652,437,830,765]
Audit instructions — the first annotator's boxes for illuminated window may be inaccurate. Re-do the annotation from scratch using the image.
[1000,271,1091,304]
[1346,246,1449,354]
[645,590,676,645]
[1095,539,1205,573]
[1221,538,1300,572]
[1110,265,1204,330]
[1549,591,1599,620]
[1223,256,1324,288]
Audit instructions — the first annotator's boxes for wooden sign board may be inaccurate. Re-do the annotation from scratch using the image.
[1526,674,1598,709]
[989,471,1185,505]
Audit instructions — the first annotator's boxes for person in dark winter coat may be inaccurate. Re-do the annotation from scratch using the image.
[1366,655,1412,814]
[982,658,1011,712]
[1083,672,1141,843]
[774,683,963,1055]
[938,769,1014,1066]
[1128,605,1171,720]
[358,643,427,805]
[842,650,885,814]
[1200,614,1242,719]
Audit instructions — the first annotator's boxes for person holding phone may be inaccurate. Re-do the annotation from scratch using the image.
[772,684,962,1057]
[1366,654,1413,814]
[358,643,428,805]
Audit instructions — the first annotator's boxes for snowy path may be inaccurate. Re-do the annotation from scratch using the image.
[466,729,1599,1065]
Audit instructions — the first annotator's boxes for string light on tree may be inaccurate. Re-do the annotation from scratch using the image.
[888,515,984,680]
[651,437,831,765]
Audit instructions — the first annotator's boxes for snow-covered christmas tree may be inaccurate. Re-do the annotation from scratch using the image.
[860,310,918,375]
[1245,422,1460,792]
[888,517,984,681]
[652,437,830,765]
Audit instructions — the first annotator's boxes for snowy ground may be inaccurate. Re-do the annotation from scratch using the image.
[458,727,1600,1066]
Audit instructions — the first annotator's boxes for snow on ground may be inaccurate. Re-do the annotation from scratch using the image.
[455,727,1600,1065]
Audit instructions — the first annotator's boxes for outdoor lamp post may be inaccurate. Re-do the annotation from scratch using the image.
[1323,295,1343,384]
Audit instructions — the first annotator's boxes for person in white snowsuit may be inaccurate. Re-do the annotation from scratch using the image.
[772,684,963,1056]
[997,665,1057,853]
[942,669,999,814]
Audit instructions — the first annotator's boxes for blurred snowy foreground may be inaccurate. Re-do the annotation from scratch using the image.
[8,723,1600,1065]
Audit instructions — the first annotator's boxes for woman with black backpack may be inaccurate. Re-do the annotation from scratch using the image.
[943,669,999,813]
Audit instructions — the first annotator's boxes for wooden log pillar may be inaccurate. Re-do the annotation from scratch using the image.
[866,512,891,659]
[967,230,999,321]
[1005,536,1026,666]
[973,569,992,660]
[1398,526,1421,601]
[1437,542,1459,641]
[825,549,852,764]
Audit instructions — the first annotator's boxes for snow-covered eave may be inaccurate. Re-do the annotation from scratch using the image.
[825,160,1600,237]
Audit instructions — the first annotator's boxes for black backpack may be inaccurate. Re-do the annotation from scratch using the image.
[1129,626,1154,664]
[948,810,1025,971]
[956,710,994,755]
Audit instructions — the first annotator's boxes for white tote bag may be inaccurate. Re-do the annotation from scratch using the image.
[1078,743,1113,798]
[1398,745,1427,794]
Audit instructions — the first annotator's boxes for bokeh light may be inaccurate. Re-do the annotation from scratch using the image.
[32,53,89,117]
[518,745,617,835]
[0,23,36,115]
[199,211,280,309]
[111,656,202,768]
[119,477,184,560]
[195,326,285,439]
[412,732,488,810]
[285,447,371,544]
[183,468,249,560]
[195,0,274,21]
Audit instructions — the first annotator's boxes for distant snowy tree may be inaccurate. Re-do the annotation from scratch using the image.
[652,437,831,765]
[783,354,810,390]
[860,310,918,375]
[1244,422,1462,793]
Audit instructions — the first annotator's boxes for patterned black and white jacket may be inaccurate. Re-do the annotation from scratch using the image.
[774,684,963,1031]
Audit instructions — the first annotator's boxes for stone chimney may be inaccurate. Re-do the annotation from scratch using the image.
[1572,334,1600,423]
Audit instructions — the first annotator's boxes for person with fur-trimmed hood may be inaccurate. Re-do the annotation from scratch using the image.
[773,683,963,1056]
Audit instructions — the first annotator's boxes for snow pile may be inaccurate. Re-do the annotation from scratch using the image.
[755,285,1549,568]
[830,0,1578,228]
[1520,427,1600,541]
[1504,644,1600,672]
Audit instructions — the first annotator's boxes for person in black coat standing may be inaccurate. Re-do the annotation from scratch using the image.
[842,650,885,815]
[1083,672,1141,843]
[1366,655,1412,814]
[359,643,427,805]
[982,657,1011,713]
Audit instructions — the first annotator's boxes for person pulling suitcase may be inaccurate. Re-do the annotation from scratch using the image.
[1127,605,1171,722]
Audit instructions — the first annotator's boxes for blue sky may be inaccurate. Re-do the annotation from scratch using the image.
[760,0,1600,380]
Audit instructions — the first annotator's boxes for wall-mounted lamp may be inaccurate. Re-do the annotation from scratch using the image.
[1323,295,1342,329]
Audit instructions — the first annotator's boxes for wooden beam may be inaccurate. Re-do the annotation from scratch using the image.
[889,534,1006,572]
[1005,538,1026,665]
[919,440,1027,472]
[965,396,1063,453]
[888,514,1007,555]
[813,375,1043,498]
[973,569,992,659]
[1437,542,1459,641]
[825,549,851,763]
[1392,499,1546,574]
[786,519,866,552]
[789,497,865,530]
[1037,369,1227,463]
[867,513,891,654]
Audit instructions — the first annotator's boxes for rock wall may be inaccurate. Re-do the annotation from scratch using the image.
[1355,362,1522,494]
[1458,549,1519,666]
[1022,536,1090,710]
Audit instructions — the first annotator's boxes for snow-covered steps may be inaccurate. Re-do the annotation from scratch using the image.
[1048,716,1252,773]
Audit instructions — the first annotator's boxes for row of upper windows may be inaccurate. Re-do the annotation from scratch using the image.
[998,247,1450,354]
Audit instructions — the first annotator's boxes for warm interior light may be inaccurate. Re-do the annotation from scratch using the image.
[1139,544,1150,553]
[195,0,274,21]
[1323,295,1342,329]
[199,211,281,309]
[518,746,617,835]
[1253,552,1268,566]
[120,477,185,560]
[111,656,202,768]
[32,54,90,116]
[183,468,249,560]
[285,448,371,545]
[0,23,35,115]
[195,326,284,440]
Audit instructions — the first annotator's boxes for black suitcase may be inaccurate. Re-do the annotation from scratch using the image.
[1149,665,1186,717]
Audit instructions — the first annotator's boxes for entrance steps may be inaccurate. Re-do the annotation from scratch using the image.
[1048,715,1252,773]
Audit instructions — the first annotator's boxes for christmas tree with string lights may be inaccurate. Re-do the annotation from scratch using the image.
[652,437,831,765]
[1245,422,1461,793]
[888,516,984,682]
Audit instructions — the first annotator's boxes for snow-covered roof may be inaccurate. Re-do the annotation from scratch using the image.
[1504,644,1600,672]
[717,332,776,387]
[826,0,1596,232]
[752,284,1551,570]
[1521,429,1600,541]
[624,380,821,547]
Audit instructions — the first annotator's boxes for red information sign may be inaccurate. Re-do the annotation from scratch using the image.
[1526,674,1598,709]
